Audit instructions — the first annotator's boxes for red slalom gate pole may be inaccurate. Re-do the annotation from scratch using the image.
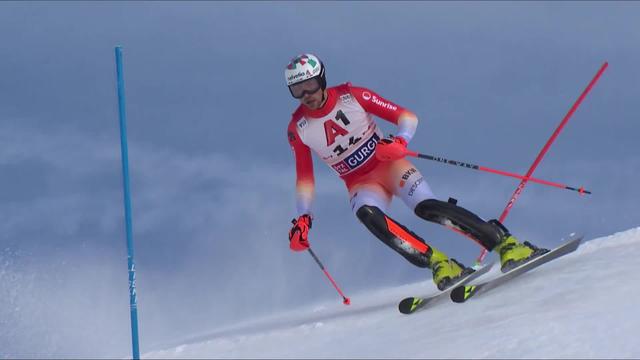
[476,62,609,264]
[307,248,351,305]
[407,152,591,196]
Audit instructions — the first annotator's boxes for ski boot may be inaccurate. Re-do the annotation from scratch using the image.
[490,220,550,272]
[429,248,473,291]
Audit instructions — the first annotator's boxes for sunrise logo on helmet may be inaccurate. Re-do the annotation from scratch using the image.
[331,133,380,175]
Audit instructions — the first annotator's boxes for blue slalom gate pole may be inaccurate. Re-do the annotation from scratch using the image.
[115,45,141,360]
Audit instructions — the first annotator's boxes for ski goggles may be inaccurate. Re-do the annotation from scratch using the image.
[288,77,322,99]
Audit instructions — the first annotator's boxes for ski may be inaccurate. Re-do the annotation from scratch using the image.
[450,234,584,303]
[398,262,494,314]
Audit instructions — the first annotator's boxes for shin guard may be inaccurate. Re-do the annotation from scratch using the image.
[356,205,431,268]
[414,199,503,251]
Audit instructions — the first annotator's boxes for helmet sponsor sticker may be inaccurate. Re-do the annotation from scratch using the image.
[288,55,317,69]
[288,72,307,82]
[331,133,380,175]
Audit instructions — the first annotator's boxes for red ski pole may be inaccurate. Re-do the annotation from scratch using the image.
[475,61,609,264]
[307,248,351,305]
[406,151,591,196]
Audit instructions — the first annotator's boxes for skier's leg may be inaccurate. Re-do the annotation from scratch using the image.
[350,183,469,290]
[387,159,549,271]
[350,184,430,267]
[382,159,501,250]
[417,198,550,271]
[414,198,505,250]
[390,160,436,210]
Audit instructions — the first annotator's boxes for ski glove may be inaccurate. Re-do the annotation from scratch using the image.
[289,214,312,252]
[375,135,409,162]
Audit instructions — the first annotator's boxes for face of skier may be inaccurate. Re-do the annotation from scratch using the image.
[288,77,326,110]
[300,87,326,110]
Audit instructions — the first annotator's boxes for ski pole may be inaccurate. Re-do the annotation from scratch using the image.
[475,61,609,264]
[307,248,351,305]
[406,151,591,195]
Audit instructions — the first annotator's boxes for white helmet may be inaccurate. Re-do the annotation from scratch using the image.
[285,54,326,97]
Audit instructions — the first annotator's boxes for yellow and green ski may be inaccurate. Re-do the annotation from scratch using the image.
[451,234,584,303]
[398,262,493,314]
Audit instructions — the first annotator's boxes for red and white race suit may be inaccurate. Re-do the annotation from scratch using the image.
[287,83,435,216]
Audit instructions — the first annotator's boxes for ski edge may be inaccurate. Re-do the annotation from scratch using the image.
[450,234,584,303]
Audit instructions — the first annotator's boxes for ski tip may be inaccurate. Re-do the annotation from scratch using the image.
[567,233,585,243]
[398,297,422,314]
[450,285,476,303]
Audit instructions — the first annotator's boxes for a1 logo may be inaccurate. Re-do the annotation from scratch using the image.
[324,110,351,146]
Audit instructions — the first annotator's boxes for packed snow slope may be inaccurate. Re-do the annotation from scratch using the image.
[145,228,640,359]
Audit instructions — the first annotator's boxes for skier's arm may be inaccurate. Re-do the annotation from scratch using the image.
[395,111,419,143]
[287,121,315,216]
[350,86,418,142]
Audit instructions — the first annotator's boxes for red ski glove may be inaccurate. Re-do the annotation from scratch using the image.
[375,135,409,162]
[289,214,312,252]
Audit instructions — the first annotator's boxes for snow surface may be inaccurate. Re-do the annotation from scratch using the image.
[145,228,640,359]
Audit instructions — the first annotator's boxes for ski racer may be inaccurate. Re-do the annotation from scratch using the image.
[285,53,547,290]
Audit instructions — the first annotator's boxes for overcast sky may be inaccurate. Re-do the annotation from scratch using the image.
[1,2,638,357]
